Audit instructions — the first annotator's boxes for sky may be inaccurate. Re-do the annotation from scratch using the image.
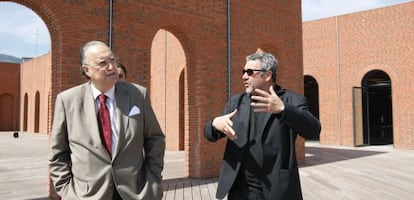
[0,0,412,58]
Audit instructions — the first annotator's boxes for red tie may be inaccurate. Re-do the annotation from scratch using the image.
[98,94,112,155]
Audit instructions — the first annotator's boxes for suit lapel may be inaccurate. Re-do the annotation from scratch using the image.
[259,112,273,141]
[113,83,131,160]
[234,94,251,147]
[81,83,109,158]
[261,85,283,138]
[238,94,271,145]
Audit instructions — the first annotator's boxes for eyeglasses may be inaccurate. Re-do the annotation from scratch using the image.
[86,57,117,68]
[242,69,267,76]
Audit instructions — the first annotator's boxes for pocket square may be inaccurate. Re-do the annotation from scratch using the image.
[128,106,141,116]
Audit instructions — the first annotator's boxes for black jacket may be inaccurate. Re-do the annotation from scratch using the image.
[204,85,321,200]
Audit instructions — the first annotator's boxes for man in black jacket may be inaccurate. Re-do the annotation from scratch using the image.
[204,52,321,200]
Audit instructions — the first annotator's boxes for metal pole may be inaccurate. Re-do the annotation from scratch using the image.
[109,0,113,48]
[227,0,231,99]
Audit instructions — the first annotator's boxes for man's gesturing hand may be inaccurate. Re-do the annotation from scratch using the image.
[212,109,238,140]
[251,85,285,113]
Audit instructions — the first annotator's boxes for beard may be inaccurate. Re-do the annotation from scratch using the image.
[245,85,255,94]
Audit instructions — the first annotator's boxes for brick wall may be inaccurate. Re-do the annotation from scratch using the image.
[19,53,51,134]
[303,2,414,149]
[0,62,20,130]
[7,0,304,182]
[109,0,305,177]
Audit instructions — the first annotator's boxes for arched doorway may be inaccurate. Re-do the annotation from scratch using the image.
[362,70,393,145]
[0,2,51,134]
[304,75,319,140]
[23,93,28,131]
[151,29,186,151]
[34,91,40,133]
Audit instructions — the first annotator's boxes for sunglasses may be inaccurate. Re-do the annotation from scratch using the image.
[242,69,267,76]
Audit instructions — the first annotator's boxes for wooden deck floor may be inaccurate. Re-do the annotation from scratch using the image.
[1,132,413,200]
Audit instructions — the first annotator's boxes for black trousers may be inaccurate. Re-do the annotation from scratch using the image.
[228,186,265,200]
[227,172,265,200]
[113,187,122,200]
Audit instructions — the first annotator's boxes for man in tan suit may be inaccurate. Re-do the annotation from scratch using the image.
[48,40,165,200]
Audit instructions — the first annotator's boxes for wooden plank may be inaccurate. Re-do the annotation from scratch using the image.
[2,132,414,200]
[183,179,193,200]
[174,179,184,200]
[191,179,201,200]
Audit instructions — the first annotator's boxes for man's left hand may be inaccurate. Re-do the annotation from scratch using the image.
[250,85,285,114]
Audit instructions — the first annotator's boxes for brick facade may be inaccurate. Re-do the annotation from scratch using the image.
[1,0,304,186]
[303,1,414,149]
[3,0,412,198]
[0,62,20,131]
[19,53,52,134]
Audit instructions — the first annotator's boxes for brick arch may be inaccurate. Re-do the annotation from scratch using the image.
[357,64,399,86]
[111,8,228,178]
[148,15,227,178]
[3,0,106,134]
[111,10,198,87]
[114,15,195,125]
[1,1,55,133]
[150,29,187,151]
[23,93,28,131]
[147,25,193,157]
[357,65,403,147]
[112,11,198,160]
[304,72,324,86]
[354,65,399,117]
[357,66,399,115]
[34,91,40,133]
[5,0,305,187]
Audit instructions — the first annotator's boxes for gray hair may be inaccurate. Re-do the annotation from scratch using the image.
[246,52,279,83]
[79,41,108,78]
[80,40,108,65]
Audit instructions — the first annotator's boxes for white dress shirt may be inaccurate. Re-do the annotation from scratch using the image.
[91,83,119,158]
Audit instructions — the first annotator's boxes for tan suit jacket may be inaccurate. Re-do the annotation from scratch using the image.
[48,81,165,200]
